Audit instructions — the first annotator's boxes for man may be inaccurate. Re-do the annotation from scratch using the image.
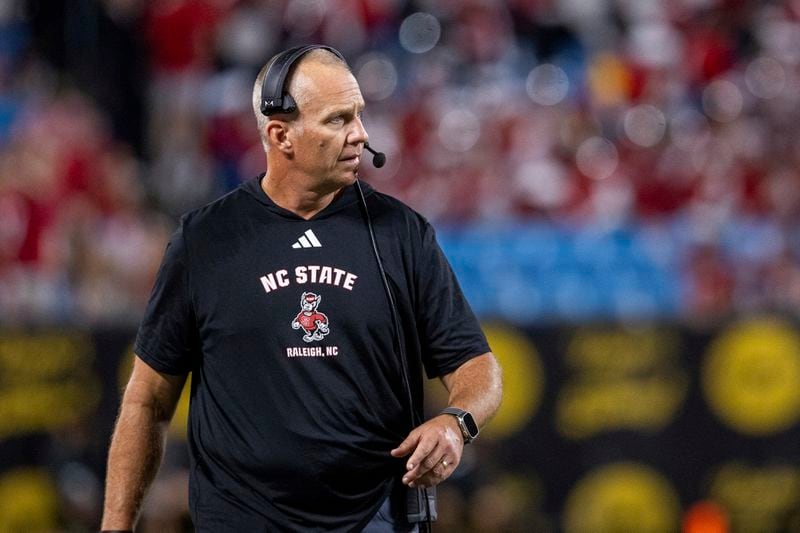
[102,46,502,532]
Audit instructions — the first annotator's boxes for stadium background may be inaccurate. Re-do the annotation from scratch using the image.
[2,0,800,531]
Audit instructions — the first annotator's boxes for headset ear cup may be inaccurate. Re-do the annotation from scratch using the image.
[282,94,297,115]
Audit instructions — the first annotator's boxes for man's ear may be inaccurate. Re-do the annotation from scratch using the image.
[266,120,293,155]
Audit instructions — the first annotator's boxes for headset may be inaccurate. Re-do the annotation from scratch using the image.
[260,45,433,530]
[259,44,386,167]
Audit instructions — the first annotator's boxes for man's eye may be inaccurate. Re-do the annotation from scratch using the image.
[329,116,344,124]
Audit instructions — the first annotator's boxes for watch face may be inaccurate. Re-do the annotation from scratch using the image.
[463,413,479,437]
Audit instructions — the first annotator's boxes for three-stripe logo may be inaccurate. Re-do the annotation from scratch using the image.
[292,229,322,249]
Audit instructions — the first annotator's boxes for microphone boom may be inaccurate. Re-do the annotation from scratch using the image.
[365,143,387,168]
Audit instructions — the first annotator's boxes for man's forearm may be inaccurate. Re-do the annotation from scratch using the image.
[101,401,169,530]
[443,352,503,427]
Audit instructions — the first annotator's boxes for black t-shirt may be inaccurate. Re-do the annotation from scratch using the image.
[134,176,489,532]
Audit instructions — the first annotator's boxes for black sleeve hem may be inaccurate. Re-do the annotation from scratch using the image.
[424,342,491,379]
[134,339,191,376]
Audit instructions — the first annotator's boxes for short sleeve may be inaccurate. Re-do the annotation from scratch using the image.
[134,221,200,375]
[414,221,490,378]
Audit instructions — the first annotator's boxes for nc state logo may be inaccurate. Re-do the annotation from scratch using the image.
[291,292,330,343]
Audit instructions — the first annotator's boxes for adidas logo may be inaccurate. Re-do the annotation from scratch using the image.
[292,229,322,249]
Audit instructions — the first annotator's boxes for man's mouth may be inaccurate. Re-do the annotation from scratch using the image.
[339,154,360,166]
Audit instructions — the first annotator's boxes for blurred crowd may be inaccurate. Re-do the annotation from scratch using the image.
[2,0,800,324]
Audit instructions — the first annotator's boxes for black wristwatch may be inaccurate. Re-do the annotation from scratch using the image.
[440,407,479,444]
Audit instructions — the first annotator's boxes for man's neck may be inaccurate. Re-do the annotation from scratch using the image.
[262,170,343,220]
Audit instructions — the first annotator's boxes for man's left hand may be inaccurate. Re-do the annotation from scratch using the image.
[390,415,463,488]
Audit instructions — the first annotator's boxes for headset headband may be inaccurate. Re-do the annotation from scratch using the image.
[259,44,346,116]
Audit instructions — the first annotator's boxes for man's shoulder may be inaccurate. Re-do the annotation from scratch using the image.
[365,186,429,232]
[179,182,254,233]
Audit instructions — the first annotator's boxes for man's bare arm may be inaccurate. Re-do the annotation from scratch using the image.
[101,356,187,530]
[439,352,503,427]
[391,352,503,487]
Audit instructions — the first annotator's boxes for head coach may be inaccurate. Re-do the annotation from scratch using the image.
[101,45,502,532]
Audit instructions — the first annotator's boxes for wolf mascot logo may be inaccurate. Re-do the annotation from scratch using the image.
[291,292,330,342]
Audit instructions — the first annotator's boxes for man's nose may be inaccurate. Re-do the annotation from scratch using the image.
[348,117,368,145]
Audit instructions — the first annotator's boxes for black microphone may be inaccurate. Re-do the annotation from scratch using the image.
[364,143,386,168]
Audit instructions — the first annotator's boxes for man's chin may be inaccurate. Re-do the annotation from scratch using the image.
[341,171,359,184]
[319,169,359,189]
